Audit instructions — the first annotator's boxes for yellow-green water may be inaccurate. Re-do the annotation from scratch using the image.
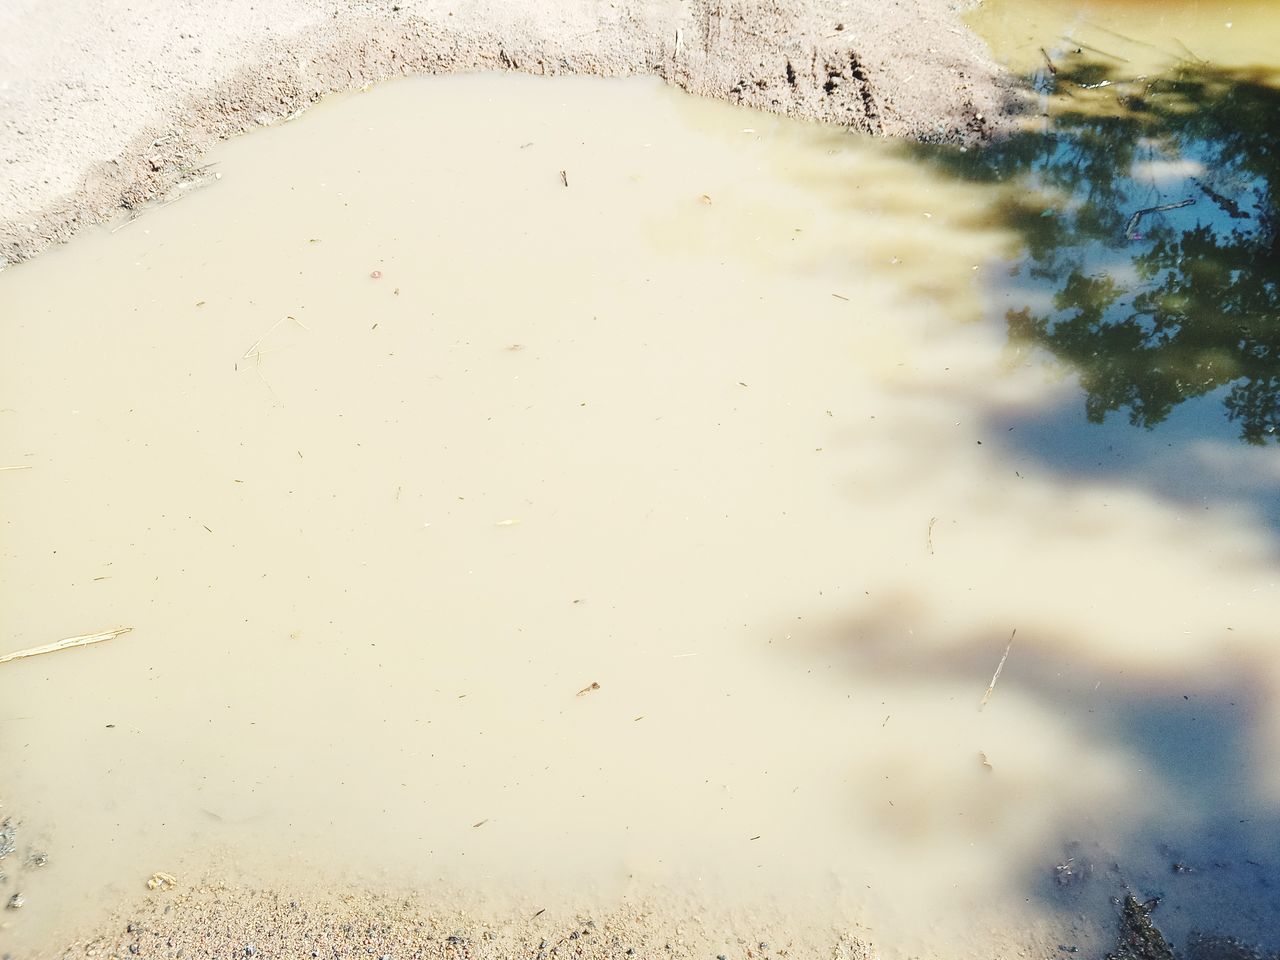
[3,6,1280,957]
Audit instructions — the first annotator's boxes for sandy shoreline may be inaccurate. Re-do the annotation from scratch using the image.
[52,882,889,960]
[0,0,1012,267]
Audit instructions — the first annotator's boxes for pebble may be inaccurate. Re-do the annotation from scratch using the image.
[6,892,24,910]
[0,819,15,861]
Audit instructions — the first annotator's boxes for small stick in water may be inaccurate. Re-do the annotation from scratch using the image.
[0,627,133,666]
[1039,47,1058,75]
[979,629,1016,709]
[1061,36,1131,63]
[1124,198,1195,240]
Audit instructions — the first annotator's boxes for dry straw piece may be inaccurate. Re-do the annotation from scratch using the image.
[0,627,133,665]
[978,629,1016,710]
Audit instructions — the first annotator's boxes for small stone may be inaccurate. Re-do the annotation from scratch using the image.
[245,946,256,957]
[6,892,24,910]
[0,819,16,860]
[129,944,140,955]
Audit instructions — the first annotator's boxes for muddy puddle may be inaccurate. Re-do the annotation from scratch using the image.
[3,33,1280,960]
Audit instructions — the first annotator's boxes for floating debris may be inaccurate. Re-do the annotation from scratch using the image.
[576,681,601,697]
[979,630,1015,709]
[0,818,15,860]
[0,627,133,666]
[146,871,178,891]
[1124,198,1195,241]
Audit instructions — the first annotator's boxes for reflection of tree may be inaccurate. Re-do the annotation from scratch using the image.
[925,61,1280,443]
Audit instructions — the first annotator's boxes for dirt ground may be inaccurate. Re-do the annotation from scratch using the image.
[0,0,1011,267]
[54,883,887,960]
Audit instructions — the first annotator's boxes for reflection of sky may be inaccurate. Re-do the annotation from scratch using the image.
[1000,378,1280,529]
[982,72,1280,527]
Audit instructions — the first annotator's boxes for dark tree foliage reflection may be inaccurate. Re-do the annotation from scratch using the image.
[926,60,1279,443]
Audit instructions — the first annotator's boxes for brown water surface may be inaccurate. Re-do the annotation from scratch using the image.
[2,64,1279,958]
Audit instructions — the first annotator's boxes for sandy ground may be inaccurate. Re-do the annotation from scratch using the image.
[52,883,880,960]
[0,0,1011,267]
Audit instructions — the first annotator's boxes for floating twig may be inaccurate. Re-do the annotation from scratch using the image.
[1083,20,1178,55]
[1061,36,1131,63]
[1039,47,1058,75]
[0,627,133,666]
[241,315,308,362]
[927,516,937,555]
[560,169,569,188]
[0,465,33,472]
[1124,198,1195,239]
[979,629,1016,709]
[1173,38,1207,64]
[576,681,601,697]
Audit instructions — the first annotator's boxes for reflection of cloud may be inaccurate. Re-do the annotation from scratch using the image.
[1187,438,1280,489]
[1131,157,1206,185]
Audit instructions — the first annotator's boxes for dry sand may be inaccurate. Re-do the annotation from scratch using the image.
[54,883,879,960]
[0,0,1012,267]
